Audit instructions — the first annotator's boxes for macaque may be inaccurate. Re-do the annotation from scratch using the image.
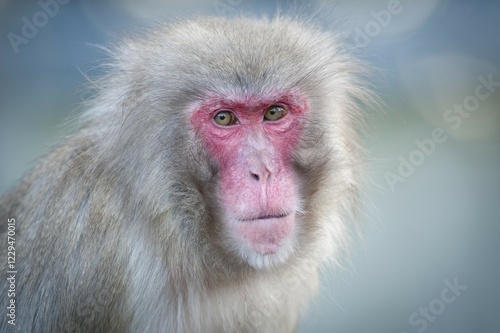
[0,16,375,332]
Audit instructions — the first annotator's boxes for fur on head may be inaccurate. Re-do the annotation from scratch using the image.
[79,15,376,272]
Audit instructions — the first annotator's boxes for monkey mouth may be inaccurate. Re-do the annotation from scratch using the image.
[232,212,296,257]
[240,213,289,222]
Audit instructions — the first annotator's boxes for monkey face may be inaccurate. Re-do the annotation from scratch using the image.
[190,90,309,268]
[116,17,369,271]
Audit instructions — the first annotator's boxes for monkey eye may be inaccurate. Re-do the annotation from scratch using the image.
[264,105,288,121]
[213,111,238,126]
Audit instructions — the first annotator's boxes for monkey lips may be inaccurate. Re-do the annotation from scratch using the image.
[232,213,296,255]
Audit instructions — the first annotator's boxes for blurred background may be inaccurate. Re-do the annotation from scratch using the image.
[1,0,499,332]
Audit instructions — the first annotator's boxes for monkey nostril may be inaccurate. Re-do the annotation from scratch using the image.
[251,172,260,181]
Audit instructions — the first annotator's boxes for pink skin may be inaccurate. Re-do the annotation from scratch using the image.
[190,91,308,256]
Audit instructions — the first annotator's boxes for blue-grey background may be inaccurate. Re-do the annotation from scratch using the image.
[1,1,499,332]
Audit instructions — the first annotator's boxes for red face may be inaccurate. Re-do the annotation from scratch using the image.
[190,91,308,267]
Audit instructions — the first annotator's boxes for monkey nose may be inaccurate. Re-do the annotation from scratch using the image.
[250,169,270,182]
[246,152,274,182]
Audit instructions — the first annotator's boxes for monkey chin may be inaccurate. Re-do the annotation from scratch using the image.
[228,213,297,270]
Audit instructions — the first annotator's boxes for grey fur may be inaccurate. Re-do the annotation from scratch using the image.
[0,16,375,332]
